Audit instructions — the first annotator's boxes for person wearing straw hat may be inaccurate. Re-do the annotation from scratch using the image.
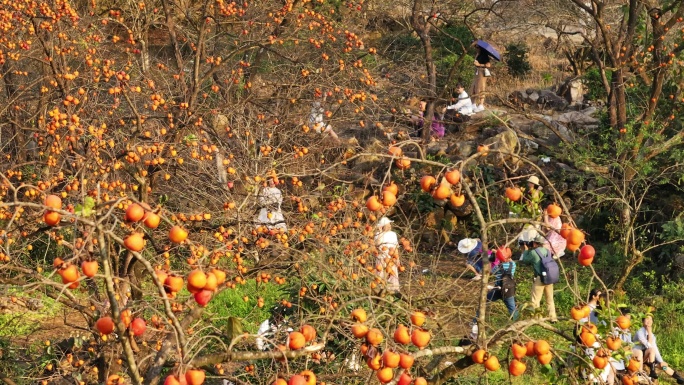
[374,217,400,293]
[522,234,557,322]
[525,175,543,218]
[458,237,484,280]
[526,175,542,200]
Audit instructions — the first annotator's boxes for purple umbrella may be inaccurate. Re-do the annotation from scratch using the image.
[476,40,501,61]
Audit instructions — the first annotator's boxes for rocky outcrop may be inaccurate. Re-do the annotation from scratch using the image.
[509,89,568,111]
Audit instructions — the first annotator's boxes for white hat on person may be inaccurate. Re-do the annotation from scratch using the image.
[377,217,393,228]
[527,175,541,186]
[458,238,479,254]
[518,225,539,242]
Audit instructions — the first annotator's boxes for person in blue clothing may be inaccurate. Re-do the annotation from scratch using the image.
[458,238,483,280]
[633,315,684,383]
[468,250,518,341]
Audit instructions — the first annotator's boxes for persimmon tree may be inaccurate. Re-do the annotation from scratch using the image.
[0,1,656,385]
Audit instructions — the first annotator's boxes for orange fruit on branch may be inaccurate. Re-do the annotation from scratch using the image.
[366,196,382,212]
[567,229,585,245]
[300,325,316,342]
[383,182,399,196]
[382,191,397,207]
[559,223,573,239]
[445,169,461,185]
[299,370,316,385]
[432,183,452,200]
[472,349,487,364]
[546,203,562,218]
[505,187,522,201]
[606,336,622,351]
[351,323,369,338]
[399,353,414,369]
[44,211,61,226]
[351,308,367,322]
[534,340,550,355]
[616,315,631,330]
[288,375,306,385]
[420,175,436,192]
[537,352,553,365]
[393,324,410,345]
[44,194,62,209]
[81,260,99,278]
[411,311,426,326]
[96,317,115,335]
[124,233,145,252]
[366,328,383,346]
[449,194,466,207]
[60,264,79,283]
[411,328,430,348]
[125,203,145,222]
[511,342,527,359]
[484,355,500,371]
[288,331,306,350]
[169,226,188,243]
[388,146,402,157]
[571,304,590,320]
[143,212,160,229]
[187,270,207,290]
[579,245,595,259]
[509,359,526,376]
[376,367,394,384]
[382,350,400,368]
[185,369,205,385]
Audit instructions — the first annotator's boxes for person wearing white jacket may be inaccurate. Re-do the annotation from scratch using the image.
[446,84,474,117]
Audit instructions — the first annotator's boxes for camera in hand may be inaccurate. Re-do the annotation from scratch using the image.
[517,240,534,248]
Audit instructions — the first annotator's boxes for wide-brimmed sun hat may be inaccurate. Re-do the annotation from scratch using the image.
[458,238,479,254]
[518,225,539,242]
[527,176,541,186]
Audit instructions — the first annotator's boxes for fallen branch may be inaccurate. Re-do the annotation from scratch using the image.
[190,343,325,367]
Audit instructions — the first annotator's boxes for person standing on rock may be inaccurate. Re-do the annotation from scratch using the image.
[471,43,492,112]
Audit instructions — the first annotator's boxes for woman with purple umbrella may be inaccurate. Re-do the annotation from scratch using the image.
[471,40,501,112]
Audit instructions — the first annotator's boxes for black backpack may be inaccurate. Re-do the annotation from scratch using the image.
[500,263,516,299]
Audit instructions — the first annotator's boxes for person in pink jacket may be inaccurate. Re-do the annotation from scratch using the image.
[543,211,566,258]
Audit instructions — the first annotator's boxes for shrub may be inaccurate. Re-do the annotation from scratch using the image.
[504,43,532,78]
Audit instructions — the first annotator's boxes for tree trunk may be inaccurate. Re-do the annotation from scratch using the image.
[609,69,626,129]
[615,249,643,291]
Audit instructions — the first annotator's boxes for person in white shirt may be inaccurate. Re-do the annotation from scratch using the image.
[633,315,684,383]
[254,178,287,232]
[374,217,400,293]
[308,96,340,142]
[446,84,474,116]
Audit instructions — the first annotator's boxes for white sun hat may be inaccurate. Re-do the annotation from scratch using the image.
[458,238,479,254]
[518,225,539,242]
[377,217,393,228]
[527,175,541,186]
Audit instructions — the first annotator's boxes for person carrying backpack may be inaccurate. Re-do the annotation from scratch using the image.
[467,249,518,342]
[522,234,559,322]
